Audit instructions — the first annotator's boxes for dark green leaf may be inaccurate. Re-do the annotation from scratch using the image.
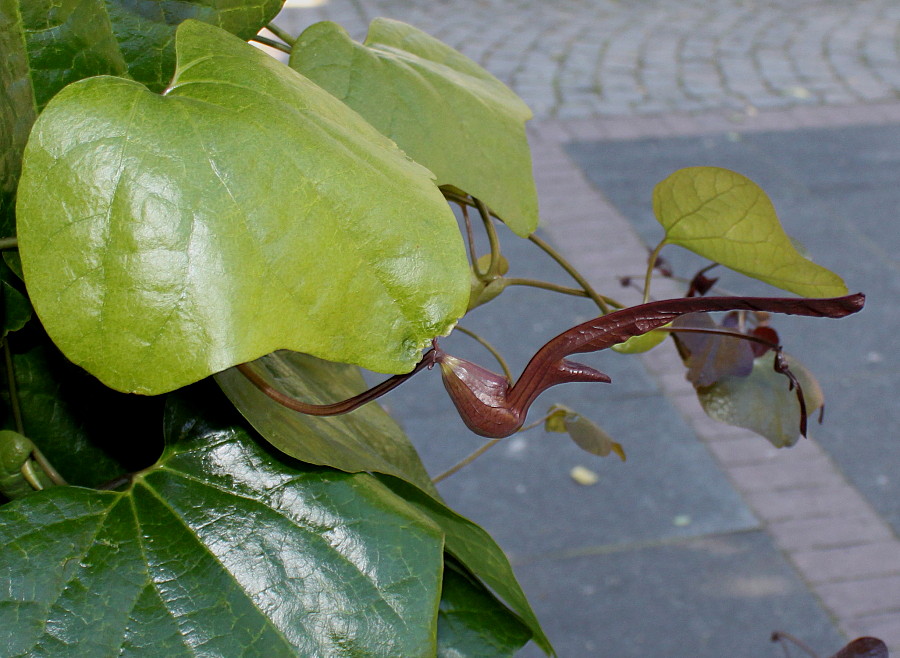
[2,332,163,487]
[15,0,285,112]
[102,0,285,91]
[292,18,539,236]
[379,475,554,655]
[17,20,470,394]
[215,350,438,496]
[438,559,532,657]
[0,0,36,236]
[653,167,848,297]
[0,258,30,337]
[696,352,825,448]
[0,390,445,656]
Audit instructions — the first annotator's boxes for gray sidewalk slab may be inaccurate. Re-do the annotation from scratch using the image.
[565,124,900,534]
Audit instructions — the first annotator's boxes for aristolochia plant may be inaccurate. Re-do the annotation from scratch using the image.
[0,4,866,656]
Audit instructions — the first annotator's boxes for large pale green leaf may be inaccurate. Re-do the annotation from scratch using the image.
[653,167,847,297]
[438,560,532,657]
[381,476,554,655]
[215,350,438,496]
[0,390,446,656]
[697,352,825,448]
[291,18,539,236]
[0,0,36,236]
[17,20,470,394]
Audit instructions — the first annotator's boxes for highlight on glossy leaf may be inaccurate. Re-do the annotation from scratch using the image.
[17,20,470,394]
[291,18,539,236]
[545,404,625,460]
[653,167,848,297]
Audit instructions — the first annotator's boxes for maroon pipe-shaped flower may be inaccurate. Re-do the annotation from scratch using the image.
[238,294,865,439]
[434,294,865,437]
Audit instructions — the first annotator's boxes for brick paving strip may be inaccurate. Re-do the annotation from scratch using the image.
[529,101,900,653]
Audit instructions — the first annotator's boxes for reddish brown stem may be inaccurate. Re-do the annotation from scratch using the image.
[236,351,437,415]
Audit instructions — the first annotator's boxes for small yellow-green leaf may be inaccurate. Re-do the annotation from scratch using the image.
[653,167,847,297]
[611,324,670,354]
[291,19,539,236]
[696,352,824,448]
[564,414,626,460]
[544,403,573,433]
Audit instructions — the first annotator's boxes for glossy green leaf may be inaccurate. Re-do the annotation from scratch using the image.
[17,0,127,111]
[653,167,848,297]
[438,560,532,657]
[380,476,554,655]
[14,0,284,113]
[1,335,160,486]
[696,352,824,448]
[0,391,446,656]
[291,18,539,236]
[102,0,285,91]
[18,20,470,394]
[0,0,36,236]
[215,350,438,496]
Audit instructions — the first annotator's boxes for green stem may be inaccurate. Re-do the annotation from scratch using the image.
[251,35,292,54]
[3,339,23,435]
[473,198,502,277]
[432,439,501,484]
[455,325,512,382]
[30,444,67,486]
[432,411,552,483]
[505,278,589,298]
[643,239,667,304]
[528,234,613,313]
[265,22,296,47]
[0,237,18,250]
[459,202,484,277]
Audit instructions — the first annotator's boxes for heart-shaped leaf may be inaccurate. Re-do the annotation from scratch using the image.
[438,560,532,657]
[696,352,824,447]
[0,390,446,656]
[291,18,539,236]
[215,350,438,496]
[17,20,470,394]
[653,167,848,297]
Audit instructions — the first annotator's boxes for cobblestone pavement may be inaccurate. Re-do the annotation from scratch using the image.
[273,2,900,654]
[278,0,900,119]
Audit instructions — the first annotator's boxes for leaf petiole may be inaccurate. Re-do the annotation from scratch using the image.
[265,23,297,47]
[250,35,292,54]
[643,239,667,304]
